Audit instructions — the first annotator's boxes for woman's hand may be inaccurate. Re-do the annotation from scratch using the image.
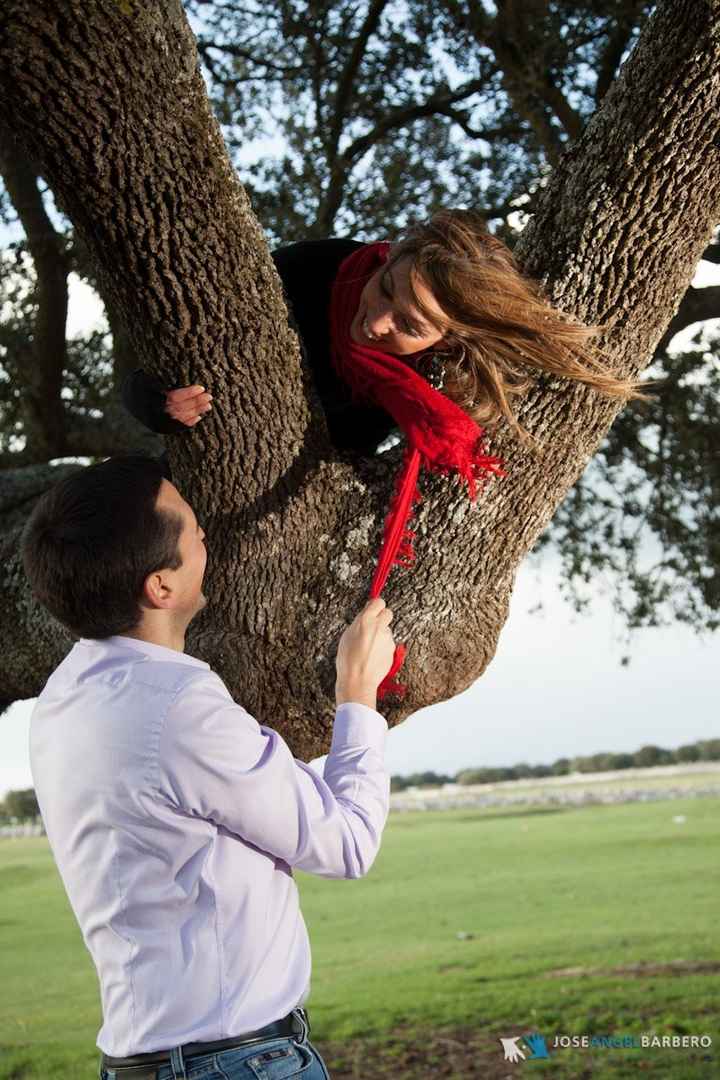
[164,385,213,426]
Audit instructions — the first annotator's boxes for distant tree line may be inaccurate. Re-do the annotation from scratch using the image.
[390,739,720,792]
[0,787,39,822]
[3,739,719,815]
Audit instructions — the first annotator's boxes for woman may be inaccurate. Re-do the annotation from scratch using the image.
[121,208,644,456]
[124,208,646,696]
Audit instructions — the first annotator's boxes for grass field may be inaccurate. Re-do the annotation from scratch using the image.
[1,796,718,1079]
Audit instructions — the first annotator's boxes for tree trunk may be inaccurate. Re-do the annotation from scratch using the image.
[0,0,718,760]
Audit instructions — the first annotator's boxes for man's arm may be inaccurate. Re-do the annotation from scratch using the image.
[156,671,390,880]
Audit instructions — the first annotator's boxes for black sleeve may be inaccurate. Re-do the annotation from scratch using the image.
[158,450,173,481]
[324,405,398,456]
[271,237,362,283]
[121,368,189,436]
[271,238,398,456]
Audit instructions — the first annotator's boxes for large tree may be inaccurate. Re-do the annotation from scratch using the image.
[1,2,718,638]
[187,0,720,636]
[0,0,718,757]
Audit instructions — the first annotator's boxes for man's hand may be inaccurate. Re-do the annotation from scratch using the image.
[164,385,213,426]
[335,598,395,710]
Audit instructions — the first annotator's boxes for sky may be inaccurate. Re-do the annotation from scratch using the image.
[0,247,718,799]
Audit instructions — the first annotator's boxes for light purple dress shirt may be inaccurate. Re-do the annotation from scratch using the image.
[29,635,390,1056]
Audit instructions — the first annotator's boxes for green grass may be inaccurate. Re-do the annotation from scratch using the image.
[1,797,718,1078]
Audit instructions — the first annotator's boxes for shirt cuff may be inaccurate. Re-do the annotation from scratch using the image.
[330,702,388,754]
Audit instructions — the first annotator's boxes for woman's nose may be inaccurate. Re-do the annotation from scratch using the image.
[366,305,394,337]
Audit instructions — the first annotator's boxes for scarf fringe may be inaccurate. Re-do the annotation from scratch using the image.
[377,643,408,698]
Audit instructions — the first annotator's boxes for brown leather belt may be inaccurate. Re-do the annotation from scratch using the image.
[100,1007,309,1078]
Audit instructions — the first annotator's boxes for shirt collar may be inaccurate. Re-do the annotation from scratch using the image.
[78,635,210,669]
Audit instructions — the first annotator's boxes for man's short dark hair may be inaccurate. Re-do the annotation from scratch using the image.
[21,455,184,639]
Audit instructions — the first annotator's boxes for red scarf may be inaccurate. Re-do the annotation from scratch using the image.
[329,242,505,698]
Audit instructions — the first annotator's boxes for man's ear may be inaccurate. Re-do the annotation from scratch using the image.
[141,569,173,610]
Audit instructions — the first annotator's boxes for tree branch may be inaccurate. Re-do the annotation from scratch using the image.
[0,133,68,459]
[196,37,304,79]
[312,73,490,235]
[443,0,583,160]
[595,2,647,103]
[0,402,164,470]
[657,284,720,350]
[327,0,389,162]
[303,17,328,148]
[0,460,84,533]
[342,76,490,166]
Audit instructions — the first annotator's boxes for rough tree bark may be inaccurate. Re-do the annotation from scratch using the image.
[0,1,718,759]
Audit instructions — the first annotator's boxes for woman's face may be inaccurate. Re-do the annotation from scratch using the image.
[349,256,447,356]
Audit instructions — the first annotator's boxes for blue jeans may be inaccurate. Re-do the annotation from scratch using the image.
[99,1032,331,1080]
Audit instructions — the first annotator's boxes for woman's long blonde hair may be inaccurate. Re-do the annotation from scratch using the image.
[389,208,651,446]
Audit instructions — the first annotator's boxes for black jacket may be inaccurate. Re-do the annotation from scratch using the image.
[121,238,397,456]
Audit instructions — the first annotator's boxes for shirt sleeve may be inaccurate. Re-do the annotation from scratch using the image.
[121,368,189,436]
[156,671,390,880]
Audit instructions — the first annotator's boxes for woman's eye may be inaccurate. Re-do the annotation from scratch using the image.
[380,274,393,300]
[378,271,421,336]
[399,320,421,337]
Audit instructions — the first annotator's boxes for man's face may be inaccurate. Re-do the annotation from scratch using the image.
[154,480,208,621]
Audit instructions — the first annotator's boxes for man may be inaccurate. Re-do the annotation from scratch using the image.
[22,454,396,1080]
